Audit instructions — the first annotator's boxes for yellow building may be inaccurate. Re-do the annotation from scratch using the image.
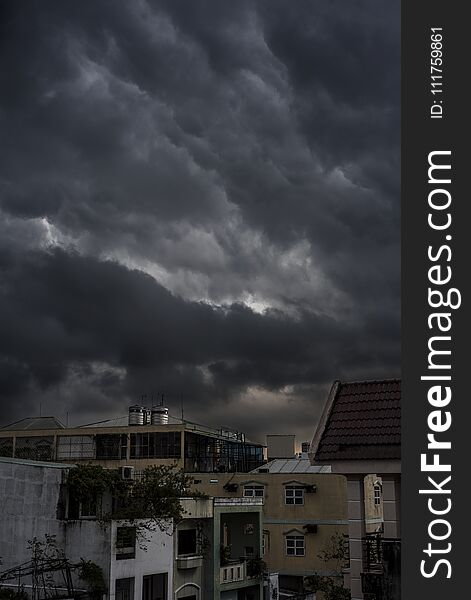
[191,456,348,597]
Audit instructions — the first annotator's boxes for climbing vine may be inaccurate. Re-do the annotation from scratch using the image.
[66,464,208,544]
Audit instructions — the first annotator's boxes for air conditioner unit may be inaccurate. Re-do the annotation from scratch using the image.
[304,484,317,493]
[121,466,135,481]
[304,524,318,534]
[223,482,239,493]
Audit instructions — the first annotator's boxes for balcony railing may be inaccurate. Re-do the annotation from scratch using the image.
[220,561,245,584]
[214,497,263,506]
[362,535,402,573]
[363,534,383,572]
[361,538,401,600]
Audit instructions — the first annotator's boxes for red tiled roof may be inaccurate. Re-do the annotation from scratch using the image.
[311,379,401,462]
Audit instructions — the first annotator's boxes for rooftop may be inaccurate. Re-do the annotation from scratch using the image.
[310,378,401,462]
[0,413,263,446]
[0,416,65,431]
[251,457,331,474]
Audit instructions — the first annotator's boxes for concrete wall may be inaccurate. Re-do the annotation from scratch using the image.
[0,458,69,568]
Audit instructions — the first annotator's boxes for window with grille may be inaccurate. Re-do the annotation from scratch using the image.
[130,432,181,459]
[286,535,305,556]
[243,485,264,498]
[0,437,13,458]
[15,436,54,461]
[285,485,304,505]
[96,434,127,460]
[57,435,95,460]
[116,526,136,560]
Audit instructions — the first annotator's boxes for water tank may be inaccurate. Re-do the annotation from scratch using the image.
[151,405,169,425]
[128,405,145,426]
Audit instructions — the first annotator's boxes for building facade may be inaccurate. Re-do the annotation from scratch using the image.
[0,414,265,474]
[309,379,401,600]
[191,458,348,597]
[0,457,264,600]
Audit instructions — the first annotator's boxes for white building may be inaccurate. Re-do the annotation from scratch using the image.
[0,457,263,600]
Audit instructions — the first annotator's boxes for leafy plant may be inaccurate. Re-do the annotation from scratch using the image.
[246,557,266,578]
[304,533,351,600]
[67,464,125,508]
[196,520,211,557]
[0,589,29,600]
[66,464,206,546]
[220,545,232,566]
[78,559,107,598]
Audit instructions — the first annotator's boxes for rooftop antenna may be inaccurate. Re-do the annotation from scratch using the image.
[39,401,42,417]
[161,393,164,407]
[180,393,184,422]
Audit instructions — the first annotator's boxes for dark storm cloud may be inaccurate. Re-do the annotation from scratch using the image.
[0,248,398,438]
[0,0,400,438]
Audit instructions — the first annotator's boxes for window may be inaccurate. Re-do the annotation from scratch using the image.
[142,573,167,600]
[244,546,254,557]
[244,523,254,535]
[79,498,97,519]
[374,484,382,506]
[286,535,305,557]
[130,432,181,459]
[116,578,134,600]
[96,434,127,460]
[15,436,54,461]
[116,526,136,560]
[243,485,264,498]
[57,435,95,460]
[285,486,304,505]
[262,531,270,556]
[178,529,197,556]
[0,437,13,458]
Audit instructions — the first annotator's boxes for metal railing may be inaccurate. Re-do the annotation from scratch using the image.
[362,535,401,573]
[214,497,263,506]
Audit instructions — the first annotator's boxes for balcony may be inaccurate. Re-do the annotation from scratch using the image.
[220,557,264,586]
[362,535,401,573]
[176,555,204,570]
[361,536,401,600]
[179,497,213,518]
[363,534,384,572]
[220,561,245,584]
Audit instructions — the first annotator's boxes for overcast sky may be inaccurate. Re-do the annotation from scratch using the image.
[0,0,400,444]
